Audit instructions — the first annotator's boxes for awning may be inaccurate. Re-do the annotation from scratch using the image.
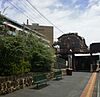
[75,54,91,56]
[3,22,22,31]
[75,53,100,56]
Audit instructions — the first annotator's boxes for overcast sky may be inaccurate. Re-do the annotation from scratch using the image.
[0,0,100,46]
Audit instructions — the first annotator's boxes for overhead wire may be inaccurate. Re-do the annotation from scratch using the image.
[25,0,64,33]
[7,0,48,25]
[6,0,64,34]
[20,0,45,24]
[22,0,54,25]
[6,0,36,24]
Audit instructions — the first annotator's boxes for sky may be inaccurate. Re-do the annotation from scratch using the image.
[0,0,100,46]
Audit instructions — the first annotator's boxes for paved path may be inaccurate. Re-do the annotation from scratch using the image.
[97,72,100,97]
[80,72,97,97]
[98,72,100,97]
[0,72,91,97]
[93,71,100,97]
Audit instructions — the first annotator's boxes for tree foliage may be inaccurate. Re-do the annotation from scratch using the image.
[0,31,54,75]
[31,40,54,72]
[22,33,54,72]
[0,36,31,75]
[0,15,9,35]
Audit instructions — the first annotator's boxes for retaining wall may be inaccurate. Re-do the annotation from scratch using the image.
[0,72,54,95]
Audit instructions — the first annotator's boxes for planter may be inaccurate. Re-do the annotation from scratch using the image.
[66,68,73,76]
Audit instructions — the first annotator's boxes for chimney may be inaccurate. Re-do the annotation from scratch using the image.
[27,19,29,25]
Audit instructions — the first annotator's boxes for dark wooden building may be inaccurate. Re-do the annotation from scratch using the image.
[57,33,88,55]
[90,43,100,53]
[54,33,99,72]
[74,54,99,71]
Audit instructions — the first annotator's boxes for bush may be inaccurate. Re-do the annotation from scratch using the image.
[0,33,54,75]
[0,36,31,75]
[26,34,54,72]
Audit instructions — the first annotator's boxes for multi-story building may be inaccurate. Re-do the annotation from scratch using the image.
[26,23,53,45]
[0,15,50,45]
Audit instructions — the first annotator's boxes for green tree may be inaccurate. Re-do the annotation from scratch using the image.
[18,33,54,72]
[0,36,31,75]
[30,36,54,72]
[0,32,54,75]
[0,15,8,35]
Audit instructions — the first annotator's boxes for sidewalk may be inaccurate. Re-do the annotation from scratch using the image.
[0,72,91,97]
[93,71,100,97]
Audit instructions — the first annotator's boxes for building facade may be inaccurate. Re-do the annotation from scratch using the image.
[57,33,88,55]
[55,33,100,72]
[26,23,53,45]
[0,15,50,45]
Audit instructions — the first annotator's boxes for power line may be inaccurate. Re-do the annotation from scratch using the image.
[20,0,45,24]
[7,0,47,25]
[26,0,64,33]
[7,0,36,24]
[7,0,64,33]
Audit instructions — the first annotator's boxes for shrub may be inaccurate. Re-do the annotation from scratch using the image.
[0,33,54,75]
[0,36,31,75]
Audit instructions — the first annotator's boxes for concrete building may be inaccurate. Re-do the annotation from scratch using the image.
[0,15,50,45]
[26,23,53,45]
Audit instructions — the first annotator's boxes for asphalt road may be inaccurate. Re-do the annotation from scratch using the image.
[0,72,91,97]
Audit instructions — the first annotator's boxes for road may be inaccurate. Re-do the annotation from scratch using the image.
[0,72,91,97]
